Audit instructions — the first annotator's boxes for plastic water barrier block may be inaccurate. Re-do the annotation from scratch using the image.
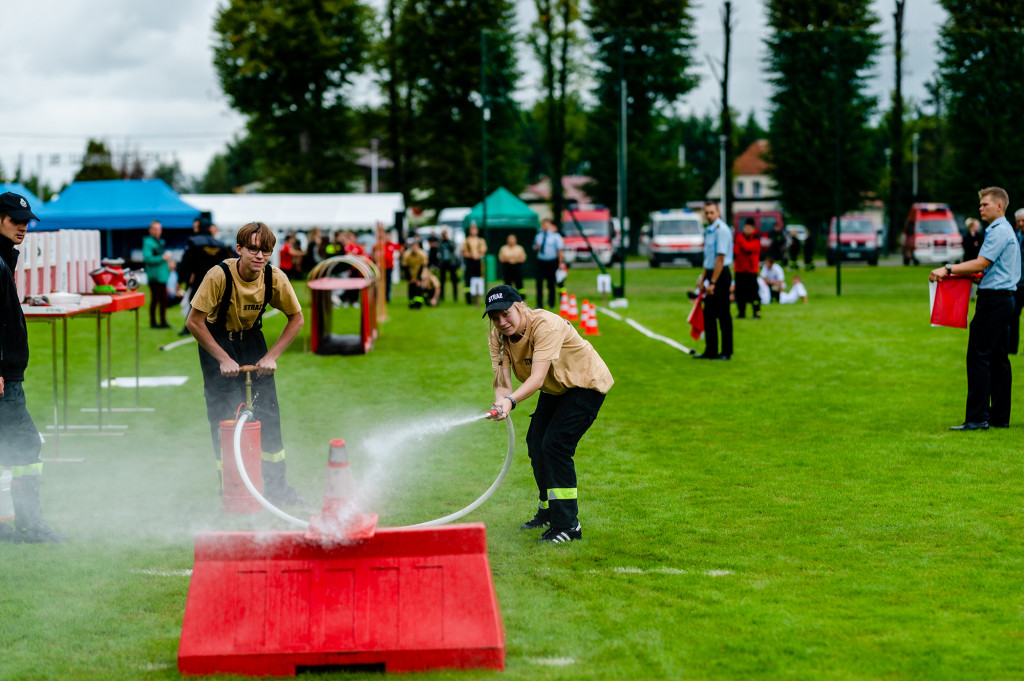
[177,523,504,676]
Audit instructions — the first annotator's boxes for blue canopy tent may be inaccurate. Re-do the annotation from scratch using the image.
[0,182,42,208]
[34,179,201,258]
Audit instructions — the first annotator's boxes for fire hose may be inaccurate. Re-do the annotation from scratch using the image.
[231,409,515,530]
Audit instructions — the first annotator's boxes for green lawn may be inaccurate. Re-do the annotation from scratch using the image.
[3,260,1023,680]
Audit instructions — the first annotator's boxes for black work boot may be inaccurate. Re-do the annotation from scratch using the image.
[520,507,551,530]
[0,522,17,542]
[11,477,66,543]
[261,460,306,506]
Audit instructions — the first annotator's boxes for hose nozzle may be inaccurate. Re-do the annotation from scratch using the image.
[485,406,503,420]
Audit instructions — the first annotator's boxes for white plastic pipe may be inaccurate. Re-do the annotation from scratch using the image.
[233,410,310,528]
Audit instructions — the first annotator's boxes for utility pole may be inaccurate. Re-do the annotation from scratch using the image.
[834,27,843,297]
[481,30,489,232]
[888,0,906,255]
[720,0,733,227]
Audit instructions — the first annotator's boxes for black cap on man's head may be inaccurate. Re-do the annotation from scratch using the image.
[0,192,39,222]
[482,285,523,317]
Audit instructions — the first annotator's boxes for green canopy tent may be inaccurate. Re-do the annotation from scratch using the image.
[464,187,541,281]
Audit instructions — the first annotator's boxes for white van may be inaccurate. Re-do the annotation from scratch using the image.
[639,209,704,267]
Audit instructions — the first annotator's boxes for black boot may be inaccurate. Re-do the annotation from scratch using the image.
[0,522,17,542]
[261,460,306,506]
[11,476,66,543]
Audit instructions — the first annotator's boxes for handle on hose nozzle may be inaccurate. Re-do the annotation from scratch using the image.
[238,365,259,408]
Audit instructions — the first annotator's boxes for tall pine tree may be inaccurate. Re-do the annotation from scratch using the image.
[937,1,1024,215]
[765,1,881,262]
[391,0,525,211]
[585,0,698,250]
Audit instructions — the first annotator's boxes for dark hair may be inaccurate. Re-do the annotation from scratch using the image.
[236,222,277,252]
[744,218,756,227]
[196,217,213,234]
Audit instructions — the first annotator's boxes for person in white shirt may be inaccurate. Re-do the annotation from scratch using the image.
[780,276,808,304]
[759,256,786,304]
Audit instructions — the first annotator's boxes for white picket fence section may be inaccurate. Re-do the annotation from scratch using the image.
[13,230,102,299]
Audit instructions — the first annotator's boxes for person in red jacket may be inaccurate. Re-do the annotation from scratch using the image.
[734,218,762,319]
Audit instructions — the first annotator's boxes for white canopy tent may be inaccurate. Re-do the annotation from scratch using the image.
[181,193,406,234]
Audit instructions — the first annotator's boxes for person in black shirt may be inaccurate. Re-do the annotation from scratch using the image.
[963,218,984,262]
[0,192,65,543]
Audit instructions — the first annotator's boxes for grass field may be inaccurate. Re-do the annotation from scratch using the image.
[3,259,1024,680]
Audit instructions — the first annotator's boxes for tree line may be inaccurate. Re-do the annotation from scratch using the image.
[6,0,1020,253]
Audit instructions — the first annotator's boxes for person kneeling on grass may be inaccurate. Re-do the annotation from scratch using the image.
[483,285,613,544]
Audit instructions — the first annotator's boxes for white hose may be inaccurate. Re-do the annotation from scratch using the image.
[231,411,515,530]
[404,413,515,527]
[233,410,310,528]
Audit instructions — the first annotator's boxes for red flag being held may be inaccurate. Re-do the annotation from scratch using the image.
[930,275,976,329]
[687,293,705,340]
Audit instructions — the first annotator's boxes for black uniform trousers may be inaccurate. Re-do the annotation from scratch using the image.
[734,271,760,318]
[198,328,284,459]
[526,388,605,531]
[0,382,42,468]
[439,264,459,301]
[965,290,1014,425]
[703,267,734,357]
[536,258,559,309]
[503,262,524,291]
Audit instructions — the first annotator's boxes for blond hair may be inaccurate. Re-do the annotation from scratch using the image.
[979,186,1010,211]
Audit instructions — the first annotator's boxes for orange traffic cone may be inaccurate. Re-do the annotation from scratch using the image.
[579,299,591,330]
[559,291,570,319]
[583,302,600,336]
[568,294,579,322]
[306,439,378,541]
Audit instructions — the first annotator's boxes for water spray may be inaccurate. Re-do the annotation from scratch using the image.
[230,406,515,534]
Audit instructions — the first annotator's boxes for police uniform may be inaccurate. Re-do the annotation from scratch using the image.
[963,215,1021,427]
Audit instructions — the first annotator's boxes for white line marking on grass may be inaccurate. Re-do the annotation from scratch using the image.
[596,306,695,354]
[141,662,175,671]
[531,657,576,666]
[132,569,193,577]
[589,567,734,576]
[158,337,195,351]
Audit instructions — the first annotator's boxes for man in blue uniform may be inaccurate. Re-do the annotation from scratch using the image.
[930,187,1021,431]
[694,201,734,360]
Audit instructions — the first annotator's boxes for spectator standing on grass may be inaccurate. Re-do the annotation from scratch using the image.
[0,192,65,543]
[462,222,487,304]
[534,218,564,310]
[371,225,402,302]
[142,220,173,329]
[734,218,762,319]
[768,221,789,266]
[278,233,303,280]
[963,218,984,262]
[483,285,613,544]
[177,216,233,336]
[436,230,461,302]
[694,201,734,360]
[930,187,1020,431]
[499,233,527,293]
[1011,209,1024,354]
[187,221,305,504]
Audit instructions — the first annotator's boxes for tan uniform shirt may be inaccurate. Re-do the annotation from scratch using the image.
[489,308,614,395]
[190,259,301,332]
[463,235,487,260]
[499,244,527,264]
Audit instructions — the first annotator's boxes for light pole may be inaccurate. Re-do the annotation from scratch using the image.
[912,132,920,200]
[718,134,728,225]
[370,138,379,193]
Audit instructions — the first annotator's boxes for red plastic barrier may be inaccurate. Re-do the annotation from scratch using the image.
[178,524,505,676]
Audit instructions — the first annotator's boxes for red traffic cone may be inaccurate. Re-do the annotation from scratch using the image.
[559,291,570,319]
[568,294,579,322]
[579,299,591,330]
[306,439,378,541]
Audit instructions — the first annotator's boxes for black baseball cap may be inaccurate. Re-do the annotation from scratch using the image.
[482,285,523,317]
[0,192,39,222]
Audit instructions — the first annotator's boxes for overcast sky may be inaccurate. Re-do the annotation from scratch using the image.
[1,0,945,194]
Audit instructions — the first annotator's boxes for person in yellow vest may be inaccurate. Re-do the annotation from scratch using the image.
[462,222,488,304]
[483,285,613,543]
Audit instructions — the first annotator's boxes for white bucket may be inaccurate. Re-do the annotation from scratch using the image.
[0,469,13,520]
